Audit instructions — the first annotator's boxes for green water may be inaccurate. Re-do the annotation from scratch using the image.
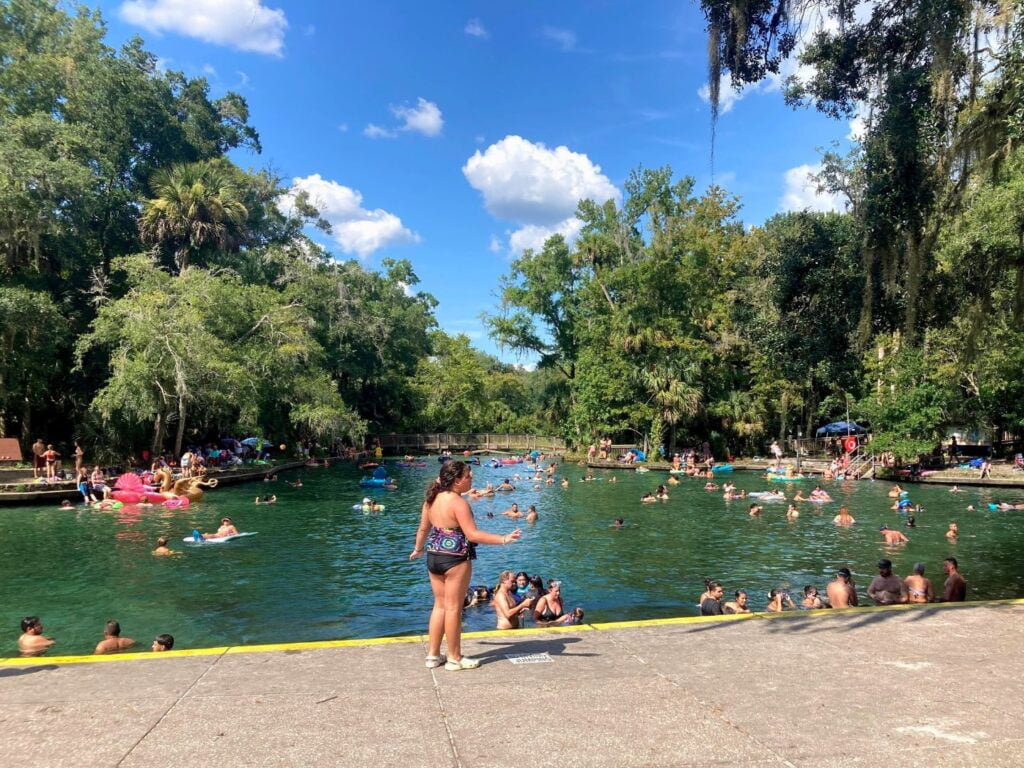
[3,461,1023,657]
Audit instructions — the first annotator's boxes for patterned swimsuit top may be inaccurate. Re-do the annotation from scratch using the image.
[426,525,476,559]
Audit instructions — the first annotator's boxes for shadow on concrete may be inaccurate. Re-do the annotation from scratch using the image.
[0,664,57,677]
[759,602,1012,636]
[470,636,594,664]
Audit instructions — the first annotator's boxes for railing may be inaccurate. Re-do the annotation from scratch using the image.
[375,433,566,453]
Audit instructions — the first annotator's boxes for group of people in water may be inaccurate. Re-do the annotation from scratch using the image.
[699,556,967,615]
[17,617,174,657]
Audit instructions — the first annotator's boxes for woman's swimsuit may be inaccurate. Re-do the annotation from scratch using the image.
[426,525,476,575]
[538,598,563,622]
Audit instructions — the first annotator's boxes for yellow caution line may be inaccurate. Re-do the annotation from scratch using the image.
[5,597,1023,667]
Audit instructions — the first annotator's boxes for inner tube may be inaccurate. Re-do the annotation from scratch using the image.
[91,500,124,510]
[352,503,386,511]
[767,475,805,482]
[711,465,734,473]
[359,477,388,488]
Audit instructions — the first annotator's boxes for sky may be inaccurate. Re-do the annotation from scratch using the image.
[94,0,855,362]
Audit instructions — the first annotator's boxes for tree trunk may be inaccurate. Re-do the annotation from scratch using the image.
[174,395,188,457]
[152,411,165,456]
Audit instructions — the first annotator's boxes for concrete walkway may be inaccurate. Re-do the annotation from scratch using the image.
[3,602,1023,767]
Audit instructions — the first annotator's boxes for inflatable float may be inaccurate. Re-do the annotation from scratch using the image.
[352,503,386,511]
[768,474,806,482]
[183,532,258,545]
[711,464,734,473]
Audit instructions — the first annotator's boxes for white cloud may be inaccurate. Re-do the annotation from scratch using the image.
[488,235,502,254]
[465,18,488,38]
[280,174,420,259]
[463,135,619,225]
[119,0,288,56]
[364,123,396,139]
[779,163,847,213]
[364,98,443,139]
[463,135,618,254]
[392,98,443,137]
[542,26,577,52]
[508,218,585,255]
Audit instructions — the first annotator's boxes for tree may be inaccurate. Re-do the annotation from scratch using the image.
[139,160,248,273]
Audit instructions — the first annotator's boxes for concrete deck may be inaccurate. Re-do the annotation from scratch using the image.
[3,601,1023,767]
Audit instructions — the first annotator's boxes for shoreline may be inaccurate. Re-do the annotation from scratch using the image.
[6,597,1021,666]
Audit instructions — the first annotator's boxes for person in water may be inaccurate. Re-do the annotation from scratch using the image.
[655,485,669,500]
[496,478,515,491]
[723,590,750,614]
[904,563,934,603]
[59,499,73,509]
[94,620,135,655]
[766,589,796,612]
[940,557,967,602]
[493,570,535,629]
[288,478,303,488]
[879,525,909,545]
[410,461,520,671]
[833,506,855,525]
[700,580,725,615]
[946,522,959,540]
[801,585,826,609]
[525,505,538,523]
[641,492,657,503]
[749,503,762,516]
[18,616,55,656]
[827,568,858,608]
[786,504,800,520]
[502,503,523,518]
[254,495,277,504]
[464,585,492,607]
[867,559,907,605]
[611,516,625,529]
[152,634,175,652]
[152,537,179,556]
[202,517,239,540]
[533,580,584,625]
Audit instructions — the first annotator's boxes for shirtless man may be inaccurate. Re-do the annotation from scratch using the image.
[945,522,959,540]
[827,568,858,608]
[94,620,135,655]
[833,506,856,525]
[867,559,907,605]
[31,438,46,478]
[18,616,55,656]
[904,563,934,603]
[202,517,239,540]
[940,557,967,602]
[152,537,179,556]
[786,504,800,520]
[879,525,909,545]
[502,503,523,518]
[749,503,762,516]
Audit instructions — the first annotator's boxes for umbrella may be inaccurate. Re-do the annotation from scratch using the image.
[241,437,263,447]
[815,421,866,437]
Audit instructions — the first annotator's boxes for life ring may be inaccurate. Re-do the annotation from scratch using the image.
[843,436,858,453]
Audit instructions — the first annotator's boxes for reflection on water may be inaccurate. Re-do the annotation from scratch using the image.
[2,461,1023,656]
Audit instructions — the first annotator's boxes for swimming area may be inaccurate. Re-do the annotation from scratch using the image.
[3,460,1024,656]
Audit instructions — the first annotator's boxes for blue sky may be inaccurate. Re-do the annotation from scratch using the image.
[96,0,854,361]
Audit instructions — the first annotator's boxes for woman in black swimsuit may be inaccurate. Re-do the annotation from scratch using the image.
[410,461,522,671]
[532,580,584,626]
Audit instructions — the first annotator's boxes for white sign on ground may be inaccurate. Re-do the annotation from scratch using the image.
[505,652,553,664]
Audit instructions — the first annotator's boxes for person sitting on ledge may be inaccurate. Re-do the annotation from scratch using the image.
[94,620,134,655]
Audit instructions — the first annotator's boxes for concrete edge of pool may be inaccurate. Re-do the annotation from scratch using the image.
[7,596,1024,667]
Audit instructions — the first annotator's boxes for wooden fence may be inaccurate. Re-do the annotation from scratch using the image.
[375,433,566,453]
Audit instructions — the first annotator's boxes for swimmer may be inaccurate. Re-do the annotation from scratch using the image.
[611,517,625,530]
[786,504,800,520]
[201,517,239,540]
[793,490,807,502]
[464,585,492,607]
[827,568,858,608]
[493,570,535,629]
[749,503,762,516]
[722,482,735,494]
[152,537,179,556]
[833,506,855,526]
[641,492,657,503]
[723,590,750,614]
[560,478,569,488]
[525,505,538,523]
[533,580,582,626]
[94,620,135,655]
[667,476,680,485]
[655,485,669,500]
[801,585,826,609]
[946,521,958,539]
[288,478,303,488]
[766,588,796,612]
[879,525,909,545]
[18,616,55,656]
[59,499,73,509]
[545,477,554,485]
[608,476,617,483]
[254,495,277,504]
[703,482,718,491]
[151,634,175,652]
[888,484,904,498]
[949,485,963,493]
[906,515,916,527]
[904,563,933,603]
[502,503,523,519]
[496,479,516,492]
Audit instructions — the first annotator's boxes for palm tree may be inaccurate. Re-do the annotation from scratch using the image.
[139,161,248,272]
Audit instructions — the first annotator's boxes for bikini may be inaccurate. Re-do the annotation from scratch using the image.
[426,525,476,575]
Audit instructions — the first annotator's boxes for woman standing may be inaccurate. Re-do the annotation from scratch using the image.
[74,441,85,475]
[410,461,521,671]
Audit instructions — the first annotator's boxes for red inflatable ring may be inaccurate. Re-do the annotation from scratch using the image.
[843,436,858,454]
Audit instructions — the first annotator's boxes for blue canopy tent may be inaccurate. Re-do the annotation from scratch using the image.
[815,421,866,437]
